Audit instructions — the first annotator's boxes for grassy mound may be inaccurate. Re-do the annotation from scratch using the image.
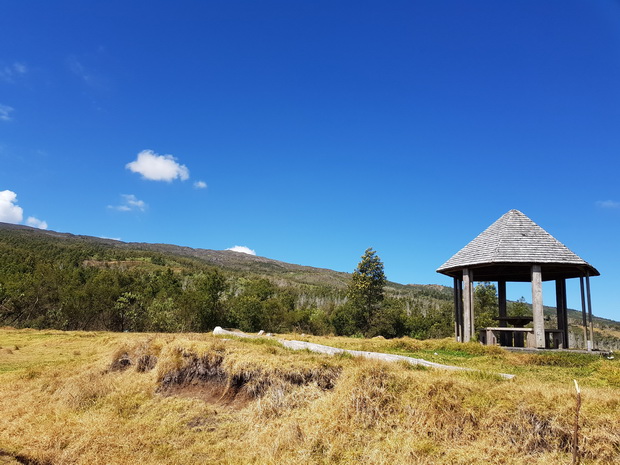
[0,328,618,464]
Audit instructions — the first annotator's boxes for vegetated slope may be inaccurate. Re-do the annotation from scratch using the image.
[0,222,453,336]
[0,222,447,295]
[1,222,618,348]
[0,328,619,465]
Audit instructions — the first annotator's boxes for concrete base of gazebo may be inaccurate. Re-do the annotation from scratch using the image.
[498,346,612,356]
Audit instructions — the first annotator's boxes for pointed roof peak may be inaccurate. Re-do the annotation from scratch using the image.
[437,210,599,278]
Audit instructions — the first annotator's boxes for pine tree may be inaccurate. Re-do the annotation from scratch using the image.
[347,247,386,335]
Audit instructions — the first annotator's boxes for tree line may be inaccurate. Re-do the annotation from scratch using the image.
[0,231,503,338]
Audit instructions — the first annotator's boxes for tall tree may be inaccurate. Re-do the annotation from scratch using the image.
[474,282,499,331]
[508,296,529,316]
[347,248,386,335]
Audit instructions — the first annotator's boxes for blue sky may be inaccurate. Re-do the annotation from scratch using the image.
[1,1,620,320]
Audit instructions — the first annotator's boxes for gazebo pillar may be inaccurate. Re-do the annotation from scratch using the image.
[453,277,462,342]
[462,268,473,342]
[555,279,568,348]
[531,265,545,348]
[456,278,464,342]
[580,276,590,350]
[586,272,595,350]
[498,280,507,345]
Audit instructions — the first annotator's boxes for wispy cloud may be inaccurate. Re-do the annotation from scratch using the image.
[0,104,14,121]
[67,55,109,92]
[226,245,256,255]
[67,55,97,86]
[68,56,88,81]
[108,194,147,212]
[194,180,207,189]
[0,190,23,223]
[126,149,190,182]
[0,62,27,83]
[26,216,48,230]
[596,200,620,209]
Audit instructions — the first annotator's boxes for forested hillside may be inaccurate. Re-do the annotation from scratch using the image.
[0,223,453,337]
[1,222,618,347]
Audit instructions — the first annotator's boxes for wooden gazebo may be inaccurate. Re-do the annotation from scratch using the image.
[437,210,599,350]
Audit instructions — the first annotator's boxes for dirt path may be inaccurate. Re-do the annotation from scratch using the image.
[212,327,516,379]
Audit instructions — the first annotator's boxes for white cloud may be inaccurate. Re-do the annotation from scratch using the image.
[226,245,256,255]
[99,236,122,241]
[108,194,147,212]
[0,104,14,121]
[26,216,48,229]
[126,149,190,182]
[13,63,27,74]
[124,194,146,210]
[68,56,90,83]
[0,190,23,223]
[194,180,207,189]
[596,200,620,209]
[66,56,108,92]
[0,190,47,228]
[0,62,27,82]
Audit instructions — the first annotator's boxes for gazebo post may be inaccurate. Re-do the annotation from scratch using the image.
[453,277,461,342]
[580,276,589,350]
[457,279,464,341]
[531,265,545,348]
[469,277,475,340]
[586,272,595,350]
[498,280,507,346]
[555,279,568,348]
[462,268,472,342]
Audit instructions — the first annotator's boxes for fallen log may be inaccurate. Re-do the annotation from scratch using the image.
[212,327,515,380]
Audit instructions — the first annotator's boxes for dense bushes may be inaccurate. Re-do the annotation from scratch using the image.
[0,231,454,339]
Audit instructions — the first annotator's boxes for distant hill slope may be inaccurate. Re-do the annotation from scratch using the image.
[0,222,451,299]
[1,221,618,347]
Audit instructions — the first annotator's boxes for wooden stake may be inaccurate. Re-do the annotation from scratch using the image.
[572,379,581,465]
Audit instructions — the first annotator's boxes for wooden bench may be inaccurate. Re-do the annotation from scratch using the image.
[480,328,565,349]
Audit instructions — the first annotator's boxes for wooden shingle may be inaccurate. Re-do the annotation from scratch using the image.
[437,210,599,280]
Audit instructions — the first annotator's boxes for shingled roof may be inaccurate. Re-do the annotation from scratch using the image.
[437,210,599,281]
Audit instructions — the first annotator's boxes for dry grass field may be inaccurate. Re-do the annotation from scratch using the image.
[0,328,619,465]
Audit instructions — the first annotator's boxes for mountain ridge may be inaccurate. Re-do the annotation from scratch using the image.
[0,221,447,294]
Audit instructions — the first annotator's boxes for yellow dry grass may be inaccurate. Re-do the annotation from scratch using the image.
[0,328,619,464]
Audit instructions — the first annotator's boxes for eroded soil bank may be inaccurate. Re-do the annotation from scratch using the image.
[110,340,342,410]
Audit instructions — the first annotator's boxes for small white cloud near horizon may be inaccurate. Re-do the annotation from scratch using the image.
[26,216,48,230]
[226,245,256,255]
[0,190,23,223]
[0,104,14,121]
[126,149,190,182]
[596,200,620,209]
[194,180,207,189]
[108,194,147,212]
[0,190,48,229]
